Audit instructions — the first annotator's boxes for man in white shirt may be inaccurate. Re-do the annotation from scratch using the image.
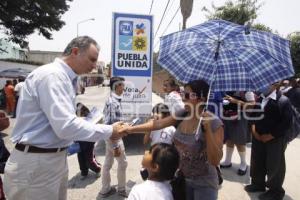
[3,36,127,200]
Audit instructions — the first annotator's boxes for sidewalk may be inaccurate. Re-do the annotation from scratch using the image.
[1,86,300,200]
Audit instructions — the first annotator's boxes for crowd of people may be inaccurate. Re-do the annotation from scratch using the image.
[0,35,299,200]
[0,78,25,118]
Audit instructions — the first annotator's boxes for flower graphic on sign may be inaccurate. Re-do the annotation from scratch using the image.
[135,23,145,35]
[133,36,147,51]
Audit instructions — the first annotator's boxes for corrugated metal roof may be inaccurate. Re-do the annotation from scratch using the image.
[0,61,40,87]
[0,60,39,71]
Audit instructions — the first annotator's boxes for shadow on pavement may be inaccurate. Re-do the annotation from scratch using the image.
[220,163,251,184]
[245,192,294,200]
[95,181,135,200]
[283,194,294,200]
[96,192,126,200]
[68,172,99,189]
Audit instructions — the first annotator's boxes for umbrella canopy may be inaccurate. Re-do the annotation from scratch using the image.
[0,68,32,79]
[158,19,294,91]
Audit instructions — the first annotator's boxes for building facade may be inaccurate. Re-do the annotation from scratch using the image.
[0,39,27,60]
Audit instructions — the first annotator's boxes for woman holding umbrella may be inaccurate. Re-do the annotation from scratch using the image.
[124,79,224,200]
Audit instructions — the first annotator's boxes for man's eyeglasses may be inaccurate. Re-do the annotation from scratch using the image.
[180,92,198,100]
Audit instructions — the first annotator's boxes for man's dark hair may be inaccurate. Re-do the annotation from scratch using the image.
[62,36,99,56]
[109,76,125,91]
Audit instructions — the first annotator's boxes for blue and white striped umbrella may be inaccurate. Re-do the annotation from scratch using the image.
[158,19,295,91]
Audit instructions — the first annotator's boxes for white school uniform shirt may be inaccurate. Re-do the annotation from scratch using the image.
[164,91,184,114]
[261,90,277,110]
[128,180,173,200]
[150,126,176,146]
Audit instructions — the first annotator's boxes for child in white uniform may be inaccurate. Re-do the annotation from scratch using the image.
[141,103,176,180]
[128,143,180,200]
[143,103,175,146]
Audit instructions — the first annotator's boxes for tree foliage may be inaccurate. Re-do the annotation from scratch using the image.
[203,0,261,25]
[0,0,72,48]
[289,34,300,75]
[252,23,273,32]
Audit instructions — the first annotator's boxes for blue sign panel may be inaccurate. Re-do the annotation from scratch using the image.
[112,13,153,77]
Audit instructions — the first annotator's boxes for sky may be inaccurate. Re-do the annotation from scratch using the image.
[23,0,300,64]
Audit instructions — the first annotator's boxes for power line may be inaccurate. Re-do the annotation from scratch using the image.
[154,6,181,49]
[149,0,154,14]
[161,6,180,36]
[154,0,171,39]
[166,0,176,15]
[155,0,176,38]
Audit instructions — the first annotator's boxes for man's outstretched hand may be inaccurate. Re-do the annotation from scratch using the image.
[110,122,131,140]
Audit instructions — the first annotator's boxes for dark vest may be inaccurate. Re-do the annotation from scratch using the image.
[252,93,292,138]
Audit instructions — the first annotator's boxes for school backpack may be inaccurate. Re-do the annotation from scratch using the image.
[278,94,300,143]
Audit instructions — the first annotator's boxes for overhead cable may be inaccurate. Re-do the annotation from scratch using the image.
[149,0,154,14]
[154,6,181,49]
[154,0,171,38]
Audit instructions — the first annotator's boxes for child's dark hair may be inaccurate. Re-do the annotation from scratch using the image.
[109,76,125,91]
[150,143,185,200]
[149,143,179,181]
[152,103,170,118]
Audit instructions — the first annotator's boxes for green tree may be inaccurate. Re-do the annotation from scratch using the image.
[0,0,72,49]
[252,23,273,32]
[289,33,300,75]
[203,0,261,25]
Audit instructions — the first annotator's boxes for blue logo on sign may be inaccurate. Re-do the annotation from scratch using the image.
[119,36,132,50]
[119,21,133,36]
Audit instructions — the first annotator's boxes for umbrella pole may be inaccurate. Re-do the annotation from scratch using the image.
[195,85,212,140]
[194,54,218,140]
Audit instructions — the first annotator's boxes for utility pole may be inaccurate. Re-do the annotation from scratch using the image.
[180,0,194,30]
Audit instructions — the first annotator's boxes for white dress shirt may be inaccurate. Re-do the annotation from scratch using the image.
[11,58,112,148]
[261,90,277,110]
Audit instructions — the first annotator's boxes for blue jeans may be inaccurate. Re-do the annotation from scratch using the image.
[185,180,218,200]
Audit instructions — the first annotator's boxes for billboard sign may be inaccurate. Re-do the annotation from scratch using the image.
[112,13,153,117]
